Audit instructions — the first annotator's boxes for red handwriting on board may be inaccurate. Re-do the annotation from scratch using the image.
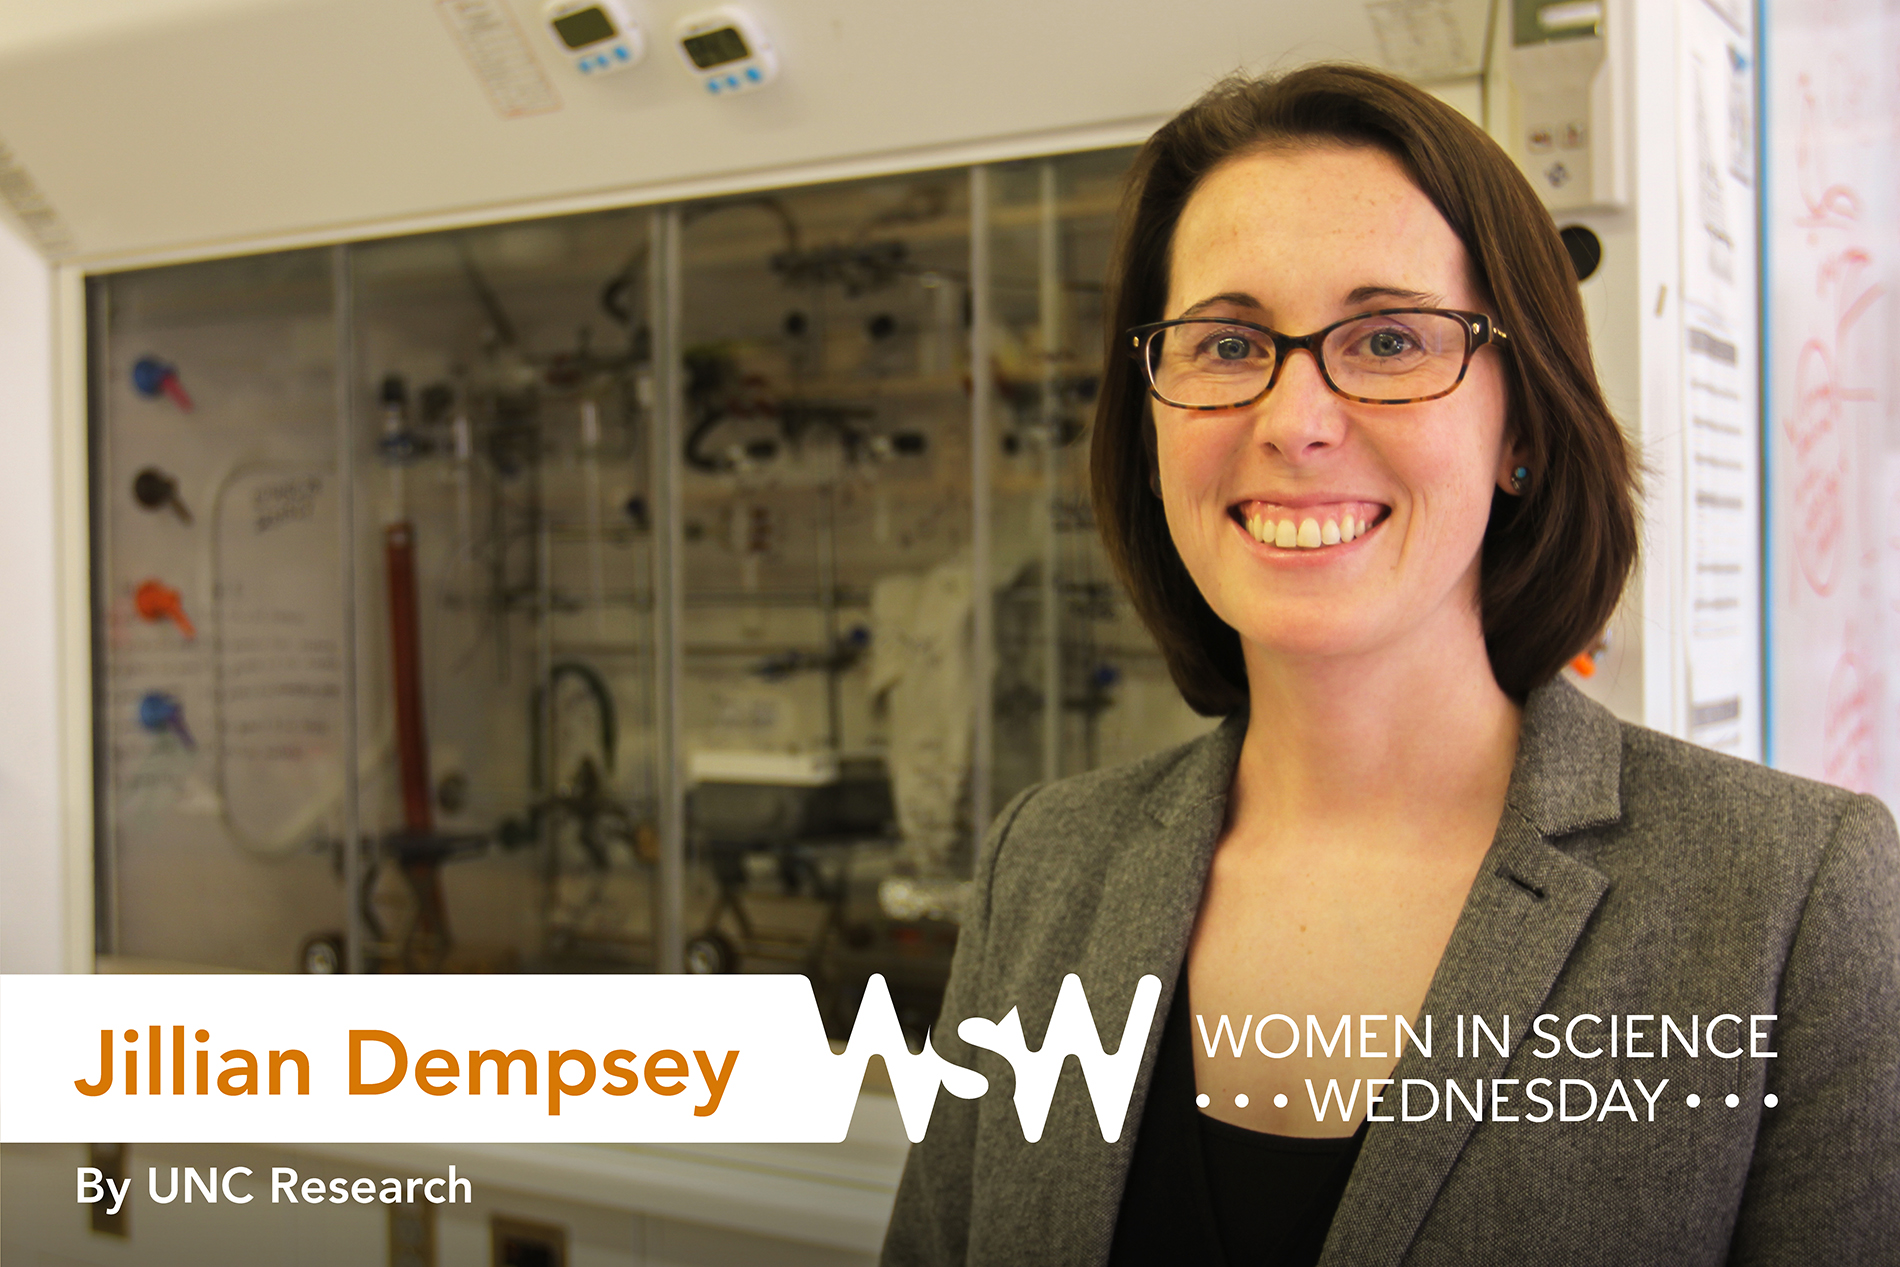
[1823,640,1877,793]
[1794,66,1859,234]
[1783,74,1884,599]
[1789,338,1843,595]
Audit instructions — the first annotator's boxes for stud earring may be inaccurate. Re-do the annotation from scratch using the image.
[1510,466,1529,494]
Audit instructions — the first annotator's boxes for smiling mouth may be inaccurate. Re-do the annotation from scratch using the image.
[1230,500,1389,551]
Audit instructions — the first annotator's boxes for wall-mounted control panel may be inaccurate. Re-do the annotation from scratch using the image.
[1506,0,1625,210]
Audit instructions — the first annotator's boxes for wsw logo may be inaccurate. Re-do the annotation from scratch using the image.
[851,974,1164,1143]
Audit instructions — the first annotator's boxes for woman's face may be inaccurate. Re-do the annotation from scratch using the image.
[1155,143,1518,671]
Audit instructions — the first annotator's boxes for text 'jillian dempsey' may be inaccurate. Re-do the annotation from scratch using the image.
[71,1026,740,1117]
[78,1165,473,1215]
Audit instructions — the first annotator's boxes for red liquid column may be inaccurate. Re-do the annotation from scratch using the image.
[384,522,433,837]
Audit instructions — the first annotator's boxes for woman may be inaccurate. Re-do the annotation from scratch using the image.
[882,65,1899,1266]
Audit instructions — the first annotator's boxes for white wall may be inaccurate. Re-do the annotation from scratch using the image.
[0,210,66,972]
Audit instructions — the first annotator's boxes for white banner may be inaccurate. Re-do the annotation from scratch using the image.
[0,973,1161,1146]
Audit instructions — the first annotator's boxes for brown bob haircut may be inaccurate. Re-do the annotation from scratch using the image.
[1090,63,1639,714]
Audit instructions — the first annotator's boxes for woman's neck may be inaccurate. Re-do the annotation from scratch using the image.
[1229,612,1522,845]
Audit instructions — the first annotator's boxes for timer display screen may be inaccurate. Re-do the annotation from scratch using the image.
[553,7,616,48]
[683,26,750,68]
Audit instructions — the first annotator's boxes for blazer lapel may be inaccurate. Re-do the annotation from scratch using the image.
[1319,680,1624,1267]
[1050,714,1246,1265]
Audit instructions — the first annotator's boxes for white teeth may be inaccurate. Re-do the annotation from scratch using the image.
[1242,508,1380,549]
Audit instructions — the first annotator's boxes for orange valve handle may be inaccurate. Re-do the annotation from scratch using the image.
[134,579,196,640]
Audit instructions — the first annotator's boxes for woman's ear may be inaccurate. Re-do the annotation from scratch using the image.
[1497,434,1530,496]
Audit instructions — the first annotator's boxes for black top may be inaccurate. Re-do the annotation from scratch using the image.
[1109,968,1367,1266]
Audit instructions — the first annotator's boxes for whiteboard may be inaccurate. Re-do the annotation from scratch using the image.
[1763,0,1900,801]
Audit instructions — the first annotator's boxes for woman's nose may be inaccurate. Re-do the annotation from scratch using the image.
[1250,347,1347,459]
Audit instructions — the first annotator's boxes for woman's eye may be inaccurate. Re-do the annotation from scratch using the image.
[1192,330,1261,362]
[1365,329,1415,357]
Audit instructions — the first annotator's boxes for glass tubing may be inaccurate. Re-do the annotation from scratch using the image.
[305,161,1070,973]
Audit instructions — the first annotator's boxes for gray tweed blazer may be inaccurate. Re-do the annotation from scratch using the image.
[881,678,1900,1265]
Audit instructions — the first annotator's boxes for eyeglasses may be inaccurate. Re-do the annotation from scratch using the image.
[1126,308,1509,409]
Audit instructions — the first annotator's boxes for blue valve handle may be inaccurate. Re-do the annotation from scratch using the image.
[131,357,175,397]
[137,690,195,749]
[131,356,193,410]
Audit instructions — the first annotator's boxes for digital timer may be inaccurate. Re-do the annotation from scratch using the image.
[672,6,778,96]
[542,0,645,77]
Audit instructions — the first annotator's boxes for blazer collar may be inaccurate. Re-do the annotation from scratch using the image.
[1320,678,1625,1266]
[1143,710,1248,828]
[1504,676,1624,837]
